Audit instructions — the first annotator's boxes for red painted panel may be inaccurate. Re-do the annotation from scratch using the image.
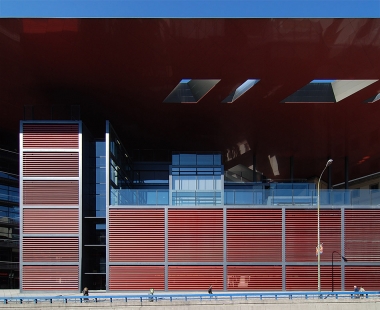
[168,265,223,291]
[286,266,332,291]
[227,209,281,262]
[109,209,165,262]
[23,208,79,234]
[109,266,164,291]
[168,209,223,262]
[345,210,380,262]
[23,152,79,177]
[227,266,282,290]
[23,180,79,205]
[23,123,79,149]
[23,237,79,262]
[345,266,380,291]
[286,209,341,262]
[22,265,79,291]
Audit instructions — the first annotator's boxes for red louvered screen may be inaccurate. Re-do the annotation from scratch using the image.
[23,152,79,177]
[23,123,79,148]
[286,266,332,291]
[227,266,282,290]
[109,266,164,290]
[168,266,223,291]
[23,208,79,234]
[23,180,79,205]
[168,209,223,262]
[22,265,79,291]
[345,210,380,262]
[23,237,79,262]
[109,209,165,262]
[286,209,341,262]
[345,266,380,291]
[227,209,282,262]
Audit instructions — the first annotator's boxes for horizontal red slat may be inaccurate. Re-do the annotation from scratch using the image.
[23,208,79,234]
[168,209,223,262]
[23,237,79,262]
[345,266,380,291]
[345,210,380,262]
[23,124,79,149]
[227,266,282,290]
[109,266,164,290]
[109,209,165,262]
[168,266,223,291]
[23,180,79,205]
[227,209,282,262]
[22,265,79,291]
[23,152,79,177]
[286,209,341,262]
[286,266,334,291]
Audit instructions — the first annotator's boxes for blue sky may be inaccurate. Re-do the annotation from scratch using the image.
[0,0,379,18]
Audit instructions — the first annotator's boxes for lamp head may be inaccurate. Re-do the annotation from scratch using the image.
[342,256,348,262]
[326,159,333,167]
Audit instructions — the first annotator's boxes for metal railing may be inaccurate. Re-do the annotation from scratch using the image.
[1,291,379,304]
[109,188,380,206]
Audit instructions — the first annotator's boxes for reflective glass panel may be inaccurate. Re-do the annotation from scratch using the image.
[197,154,213,165]
[180,154,196,165]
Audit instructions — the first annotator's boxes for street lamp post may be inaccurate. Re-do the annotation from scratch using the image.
[317,159,333,292]
[331,251,347,292]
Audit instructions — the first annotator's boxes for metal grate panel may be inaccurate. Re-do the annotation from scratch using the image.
[23,180,79,205]
[227,209,282,262]
[168,209,223,262]
[286,209,341,262]
[23,208,79,234]
[22,265,79,291]
[227,266,282,290]
[23,123,79,148]
[345,209,380,262]
[345,266,380,291]
[286,266,332,291]
[109,266,164,291]
[23,152,79,177]
[23,237,79,262]
[168,265,223,291]
[109,209,165,262]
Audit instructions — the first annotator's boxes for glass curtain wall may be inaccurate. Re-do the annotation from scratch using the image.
[171,153,223,205]
[108,123,132,205]
[0,147,19,289]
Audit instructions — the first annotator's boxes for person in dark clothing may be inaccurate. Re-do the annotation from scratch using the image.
[82,287,89,301]
[208,285,213,294]
[353,285,359,298]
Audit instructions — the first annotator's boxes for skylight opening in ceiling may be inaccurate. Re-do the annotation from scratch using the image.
[364,93,380,103]
[163,79,220,103]
[222,79,260,103]
[310,79,336,83]
[282,79,378,103]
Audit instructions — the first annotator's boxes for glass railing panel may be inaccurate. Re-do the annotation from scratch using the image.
[195,192,215,205]
[110,189,169,205]
[330,190,350,205]
[172,191,196,206]
[224,191,235,205]
[234,190,254,205]
[351,189,370,205]
[371,189,380,205]
[110,188,380,206]
[157,191,169,205]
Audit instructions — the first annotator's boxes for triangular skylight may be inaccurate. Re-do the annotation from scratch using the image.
[222,79,260,103]
[364,93,380,103]
[282,79,378,103]
[163,79,220,103]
